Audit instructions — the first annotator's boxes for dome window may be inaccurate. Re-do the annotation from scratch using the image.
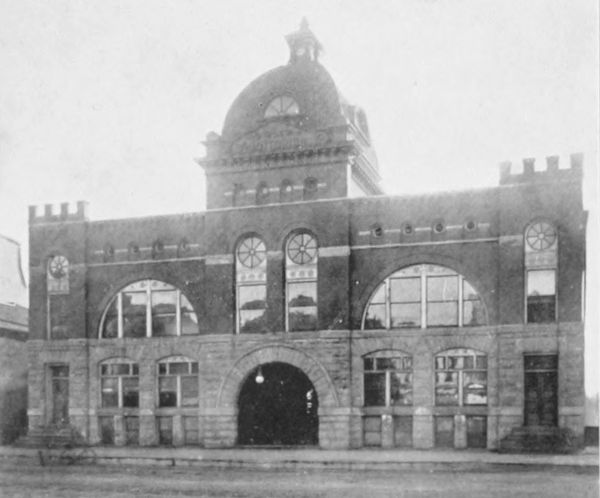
[265,96,300,118]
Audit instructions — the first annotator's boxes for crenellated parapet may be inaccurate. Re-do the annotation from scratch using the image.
[499,153,583,185]
[29,201,89,225]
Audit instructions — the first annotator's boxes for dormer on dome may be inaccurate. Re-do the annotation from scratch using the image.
[198,20,383,210]
[285,18,323,64]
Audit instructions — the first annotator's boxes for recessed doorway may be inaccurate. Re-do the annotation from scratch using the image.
[237,362,318,446]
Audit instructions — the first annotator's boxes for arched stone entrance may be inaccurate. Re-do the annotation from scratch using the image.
[237,362,318,445]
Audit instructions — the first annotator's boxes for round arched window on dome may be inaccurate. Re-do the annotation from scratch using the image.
[265,96,300,118]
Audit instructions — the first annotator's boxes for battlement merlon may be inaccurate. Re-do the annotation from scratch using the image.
[499,153,583,185]
[29,201,89,225]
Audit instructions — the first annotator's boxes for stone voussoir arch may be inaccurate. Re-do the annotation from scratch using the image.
[216,344,340,409]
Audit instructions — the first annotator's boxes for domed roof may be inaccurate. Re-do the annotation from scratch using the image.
[220,22,349,142]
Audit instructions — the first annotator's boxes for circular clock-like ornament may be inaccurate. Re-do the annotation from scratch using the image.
[237,237,266,268]
[48,255,69,279]
[526,221,557,251]
[287,232,317,265]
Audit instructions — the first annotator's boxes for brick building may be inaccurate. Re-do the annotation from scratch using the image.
[26,21,586,451]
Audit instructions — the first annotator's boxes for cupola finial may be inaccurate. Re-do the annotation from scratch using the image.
[285,18,322,64]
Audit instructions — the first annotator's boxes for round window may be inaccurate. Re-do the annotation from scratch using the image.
[525,221,557,251]
[237,237,267,268]
[287,232,317,265]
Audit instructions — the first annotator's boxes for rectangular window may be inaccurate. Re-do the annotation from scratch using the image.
[184,416,199,445]
[122,377,139,408]
[394,416,413,448]
[124,416,139,445]
[101,378,119,408]
[238,284,267,333]
[435,416,455,448]
[527,270,556,323]
[390,372,413,406]
[466,416,487,448]
[157,416,173,445]
[99,416,114,445]
[287,282,317,331]
[180,296,198,335]
[390,277,421,328]
[463,281,485,326]
[363,416,382,446]
[462,371,487,405]
[181,376,199,407]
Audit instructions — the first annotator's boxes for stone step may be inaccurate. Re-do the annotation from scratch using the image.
[498,426,580,454]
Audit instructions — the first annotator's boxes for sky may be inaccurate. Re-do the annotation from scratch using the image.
[0,0,598,393]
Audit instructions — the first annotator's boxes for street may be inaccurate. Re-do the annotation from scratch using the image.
[0,461,597,498]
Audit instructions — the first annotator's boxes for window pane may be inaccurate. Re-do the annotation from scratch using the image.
[364,373,386,406]
[240,309,268,333]
[158,363,167,375]
[448,356,464,369]
[239,285,266,310]
[476,356,487,369]
[463,280,479,300]
[111,364,131,376]
[169,362,189,375]
[288,282,317,307]
[390,277,420,303]
[524,355,557,371]
[158,380,177,407]
[527,270,555,296]
[390,303,420,328]
[435,372,458,405]
[181,376,199,407]
[527,297,556,323]
[152,314,177,336]
[288,307,317,331]
[370,284,386,304]
[377,358,402,370]
[463,371,487,405]
[364,304,386,329]
[427,302,458,327]
[463,299,485,326]
[180,294,195,314]
[180,312,198,335]
[122,291,147,338]
[122,376,139,408]
[364,358,374,371]
[102,298,119,338]
[427,276,458,301]
[390,372,412,406]
[101,378,118,408]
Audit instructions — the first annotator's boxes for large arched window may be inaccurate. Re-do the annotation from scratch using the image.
[524,220,557,323]
[99,358,139,408]
[236,235,267,333]
[434,348,487,406]
[264,96,300,118]
[362,264,486,329]
[285,231,318,331]
[100,280,198,338]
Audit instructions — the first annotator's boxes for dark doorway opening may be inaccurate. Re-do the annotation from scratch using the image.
[237,362,318,446]
[524,355,558,426]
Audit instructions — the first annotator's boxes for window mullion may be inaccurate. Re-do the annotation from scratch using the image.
[176,290,182,336]
[386,279,391,329]
[177,375,181,407]
[458,371,463,407]
[118,376,123,409]
[146,286,152,337]
[421,273,427,328]
[117,293,123,338]
[458,276,464,327]
[385,370,391,407]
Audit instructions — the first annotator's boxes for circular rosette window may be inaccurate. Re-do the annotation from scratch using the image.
[48,255,69,279]
[287,232,317,265]
[237,237,267,268]
[526,221,557,251]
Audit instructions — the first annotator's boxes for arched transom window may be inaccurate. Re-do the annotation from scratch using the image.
[264,96,300,118]
[435,348,487,406]
[362,264,486,329]
[100,280,198,338]
[286,231,318,331]
[236,235,267,333]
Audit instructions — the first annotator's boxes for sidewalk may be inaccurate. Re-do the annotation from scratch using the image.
[1,445,597,472]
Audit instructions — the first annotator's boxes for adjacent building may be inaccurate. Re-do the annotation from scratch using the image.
[26,21,587,450]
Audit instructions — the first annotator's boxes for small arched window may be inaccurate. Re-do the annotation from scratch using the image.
[285,231,318,331]
[435,348,487,406]
[303,177,318,201]
[236,235,267,333]
[363,350,413,407]
[99,358,139,408]
[100,280,198,338]
[362,264,486,329]
[264,96,300,118]
[157,356,199,408]
[280,180,294,203]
